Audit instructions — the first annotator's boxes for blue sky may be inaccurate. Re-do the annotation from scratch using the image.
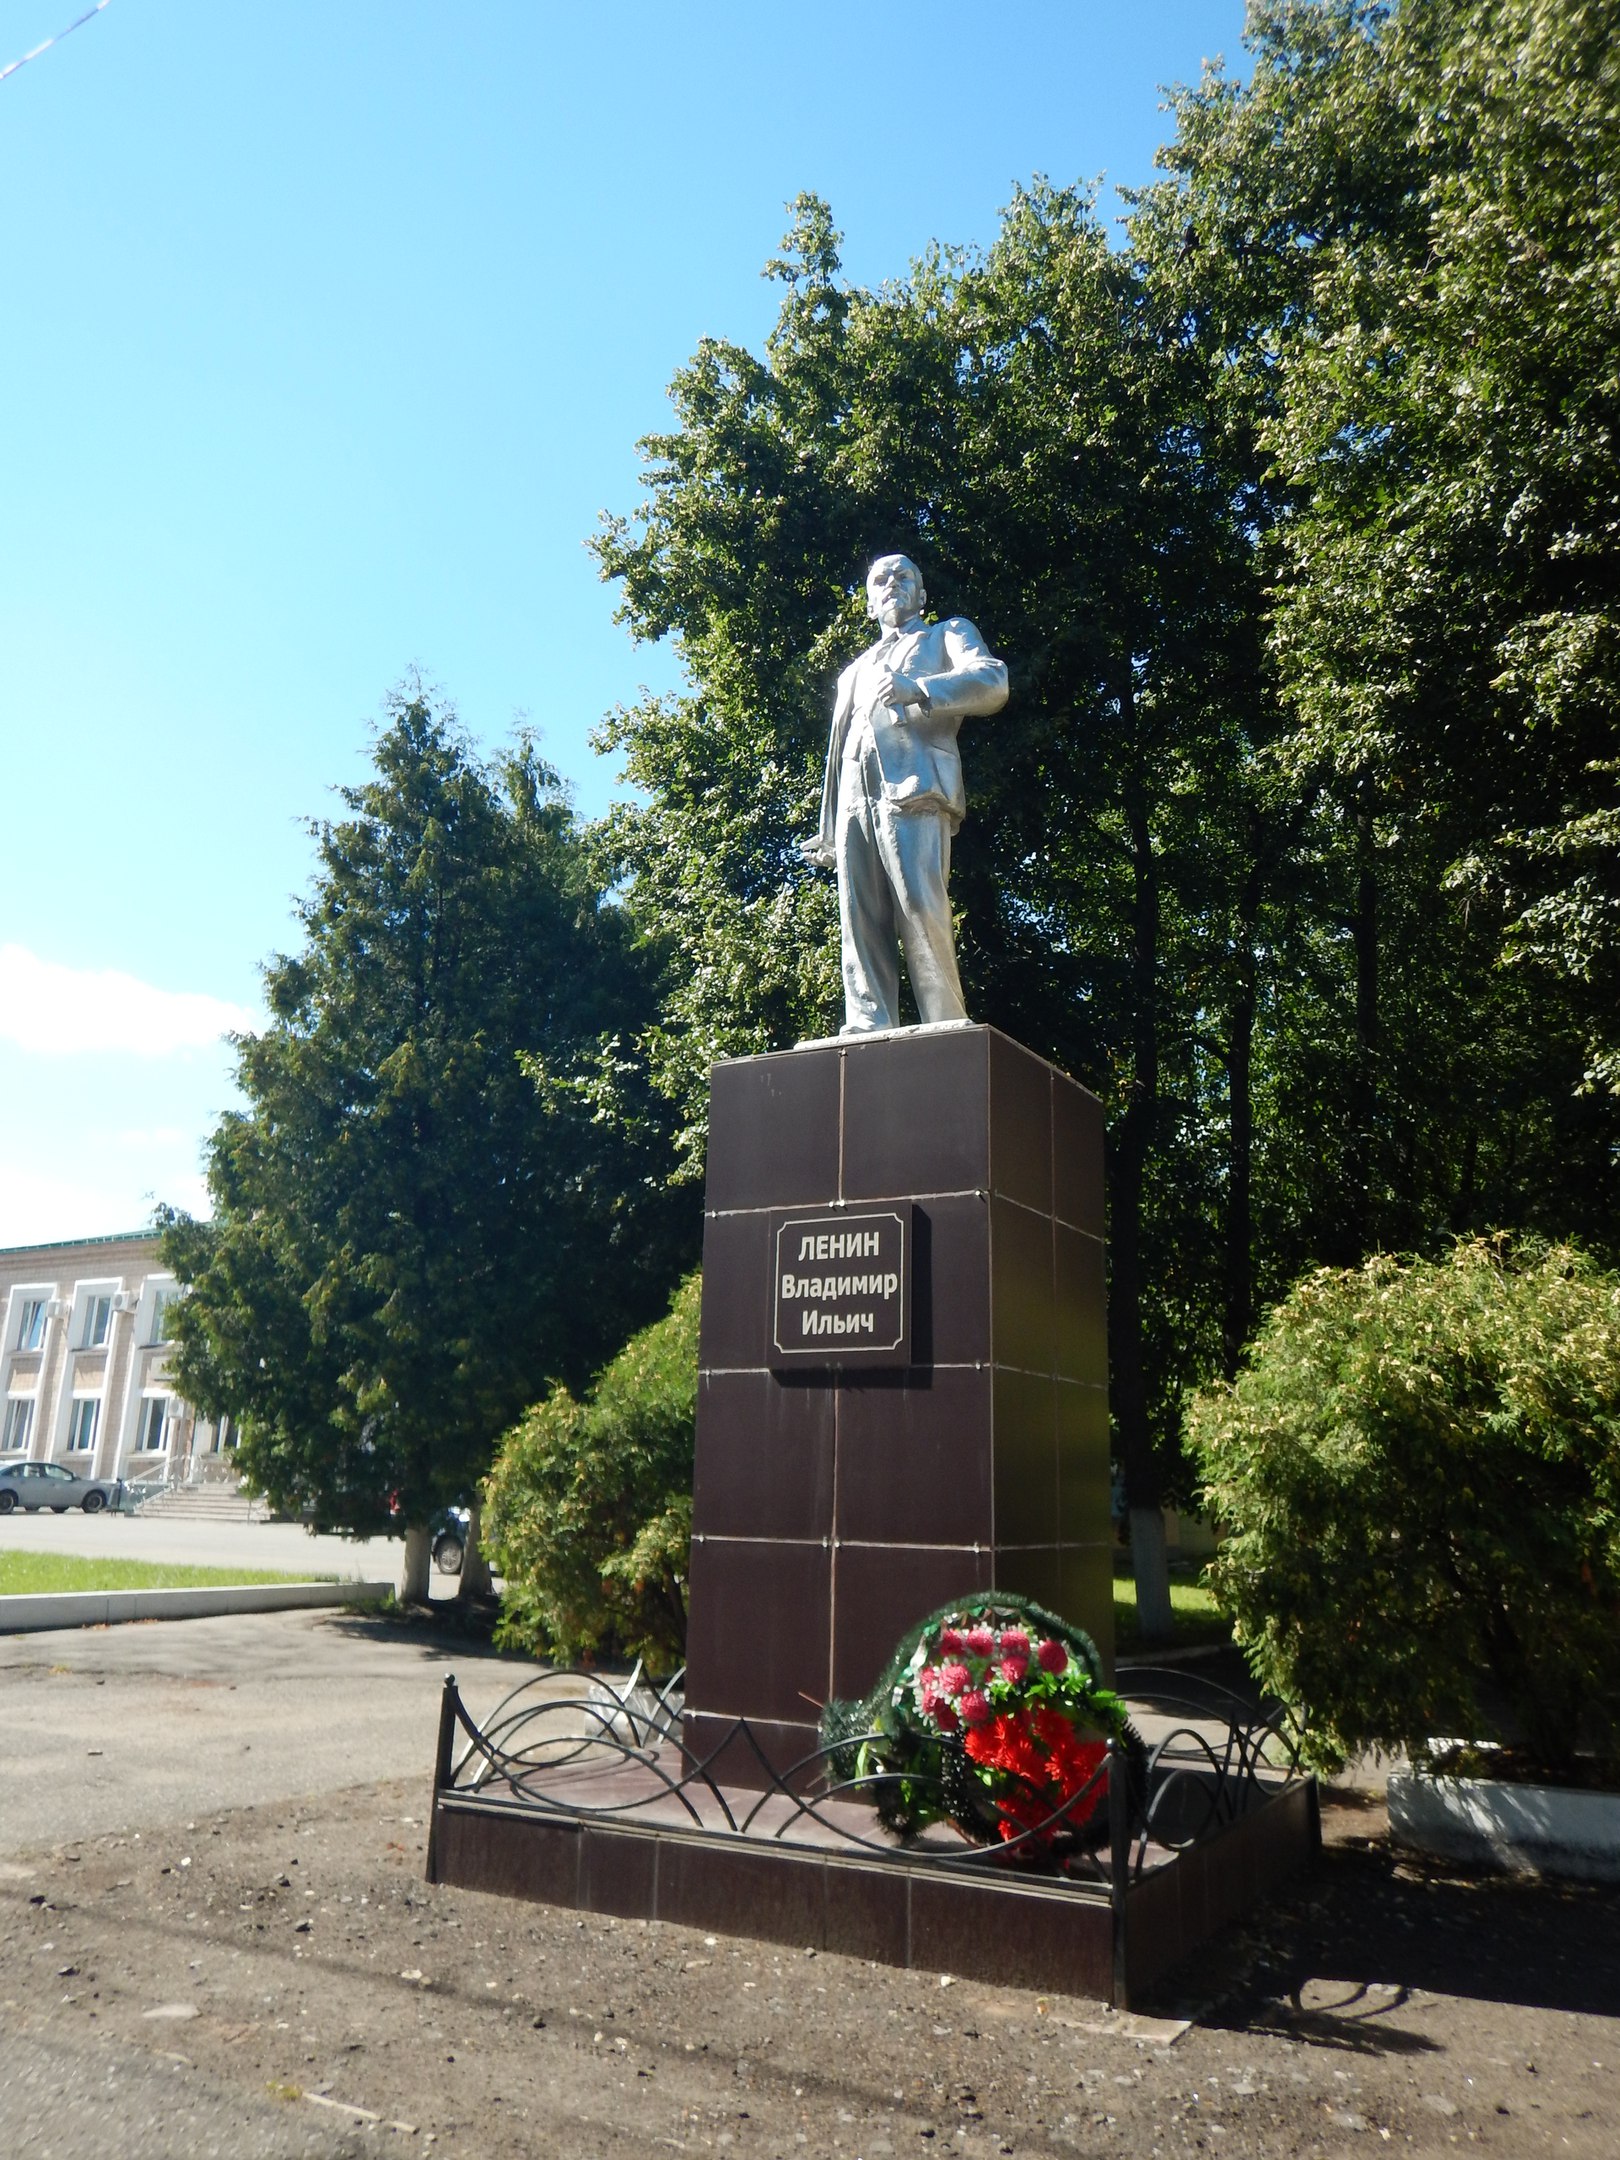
[0,0,1246,1247]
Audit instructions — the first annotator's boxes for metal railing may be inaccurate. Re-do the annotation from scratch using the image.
[120,1461,258,1512]
[119,1471,178,1512]
[429,1659,1307,1892]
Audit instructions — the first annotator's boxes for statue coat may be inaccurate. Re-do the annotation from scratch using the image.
[809,614,1009,866]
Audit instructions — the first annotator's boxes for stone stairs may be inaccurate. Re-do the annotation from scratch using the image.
[135,1483,271,1523]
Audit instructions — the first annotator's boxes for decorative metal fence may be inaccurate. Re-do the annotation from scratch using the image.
[426,1659,1318,2005]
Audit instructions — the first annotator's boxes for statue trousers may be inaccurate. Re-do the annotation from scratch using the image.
[835,737,967,1033]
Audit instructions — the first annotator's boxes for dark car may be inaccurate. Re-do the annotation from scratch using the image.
[0,1460,126,1514]
[431,1505,471,1575]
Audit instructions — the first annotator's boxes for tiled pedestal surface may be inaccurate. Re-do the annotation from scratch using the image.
[684,1024,1111,1782]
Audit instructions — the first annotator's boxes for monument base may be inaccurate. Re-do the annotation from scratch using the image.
[684,1023,1112,1780]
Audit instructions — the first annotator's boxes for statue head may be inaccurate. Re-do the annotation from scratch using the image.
[865,554,927,631]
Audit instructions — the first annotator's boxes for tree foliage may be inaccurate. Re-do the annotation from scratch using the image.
[1142,0,1620,1208]
[583,0,1620,1639]
[482,1272,700,1672]
[1189,1238,1620,1775]
[162,0,1620,1652]
[592,186,1270,1593]
[160,690,695,1536]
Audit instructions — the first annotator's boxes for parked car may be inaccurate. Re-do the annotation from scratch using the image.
[431,1505,471,1576]
[0,1460,126,1514]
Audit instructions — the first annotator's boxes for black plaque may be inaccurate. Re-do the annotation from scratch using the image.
[768,1205,912,1368]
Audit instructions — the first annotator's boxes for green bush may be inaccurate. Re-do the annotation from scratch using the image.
[483,1274,698,1673]
[1188,1238,1620,1777]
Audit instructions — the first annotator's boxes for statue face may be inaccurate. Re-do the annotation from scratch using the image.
[866,555,925,630]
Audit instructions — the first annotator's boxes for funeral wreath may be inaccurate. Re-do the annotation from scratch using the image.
[823,1593,1142,1855]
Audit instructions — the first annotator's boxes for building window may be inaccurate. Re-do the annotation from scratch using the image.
[68,1398,99,1452]
[136,1397,168,1453]
[148,1289,174,1344]
[2,1397,33,1453]
[16,1298,47,1352]
[82,1295,112,1350]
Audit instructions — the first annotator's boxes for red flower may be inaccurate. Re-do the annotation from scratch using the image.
[937,1661,971,1697]
[958,1700,1111,1845]
[959,1689,993,1726]
[965,1710,1042,1781]
[1048,1742,1109,1831]
[1035,1638,1068,1675]
[998,1654,1029,1685]
[933,1703,959,1733]
[963,1624,995,1658]
[937,1626,966,1655]
[998,1627,1031,1657]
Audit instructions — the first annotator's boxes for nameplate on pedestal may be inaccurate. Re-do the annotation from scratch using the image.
[768,1205,912,1369]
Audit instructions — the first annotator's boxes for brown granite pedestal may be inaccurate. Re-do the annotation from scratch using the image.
[683,1023,1111,1784]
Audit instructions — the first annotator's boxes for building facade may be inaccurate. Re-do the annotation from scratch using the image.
[0,1232,230,1482]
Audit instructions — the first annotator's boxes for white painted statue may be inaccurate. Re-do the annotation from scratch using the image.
[801,554,1008,1035]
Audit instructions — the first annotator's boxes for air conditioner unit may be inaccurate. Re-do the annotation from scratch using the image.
[45,1299,68,1320]
[111,1293,140,1313]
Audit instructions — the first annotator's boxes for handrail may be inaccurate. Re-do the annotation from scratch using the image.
[119,1471,178,1512]
[119,1467,263,1513]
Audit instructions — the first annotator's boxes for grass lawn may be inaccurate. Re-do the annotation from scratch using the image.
[1112,1568,1230,1653]
[0,1552,336,1596]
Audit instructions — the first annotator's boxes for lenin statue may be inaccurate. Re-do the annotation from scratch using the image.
[801,554,1008,1035]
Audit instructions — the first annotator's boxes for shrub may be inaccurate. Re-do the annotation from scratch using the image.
[1188,1238,1620,1776]
[483,1273,698,1673]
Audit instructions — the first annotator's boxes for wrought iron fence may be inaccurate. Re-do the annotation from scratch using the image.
[430,1656,1308,1896]
[1113,1663,1309,1878]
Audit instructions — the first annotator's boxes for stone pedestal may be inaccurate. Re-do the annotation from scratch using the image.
[684,1023,1111,1781]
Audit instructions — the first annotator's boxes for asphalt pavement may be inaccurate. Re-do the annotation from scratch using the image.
[2,2022,369,2160]
[0,1606,553,2157]
[0,1606,550,1855]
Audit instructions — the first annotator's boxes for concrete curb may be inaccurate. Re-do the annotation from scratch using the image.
[1389,1769,1620,1882]
[0,1579,394,1633]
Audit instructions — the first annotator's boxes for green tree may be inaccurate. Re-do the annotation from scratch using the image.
[591,191,1274,1636]
[1139,0,1620,1270]
[160,689,694,1597]
[1189,1237,1620,1777]
[576,0,1620,1644]
[483,1273,700,1672]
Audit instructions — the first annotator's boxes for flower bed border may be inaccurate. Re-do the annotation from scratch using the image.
[1388,1770,1620,1882]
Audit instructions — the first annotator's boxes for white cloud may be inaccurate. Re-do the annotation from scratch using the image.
[0,1161,212,1249]
[0,945,256,1057]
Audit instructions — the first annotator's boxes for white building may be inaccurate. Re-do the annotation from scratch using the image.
[0,1231,231,1482]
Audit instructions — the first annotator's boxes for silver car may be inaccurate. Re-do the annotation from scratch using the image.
[0,1460,125,1514]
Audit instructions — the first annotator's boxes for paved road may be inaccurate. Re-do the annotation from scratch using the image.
[0,1607,550,1856]
[0,1608,556,2156]
[0,1507,447,1587]
[3,2025,369,2160]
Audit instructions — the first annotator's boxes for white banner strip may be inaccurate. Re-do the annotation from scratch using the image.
[1,1,115,88]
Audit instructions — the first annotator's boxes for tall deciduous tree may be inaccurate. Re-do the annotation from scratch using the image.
[591,191,1272,1635]
[1139,0,1620,1268]
[160,689,694,1597]
[591,0,1620,1636]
